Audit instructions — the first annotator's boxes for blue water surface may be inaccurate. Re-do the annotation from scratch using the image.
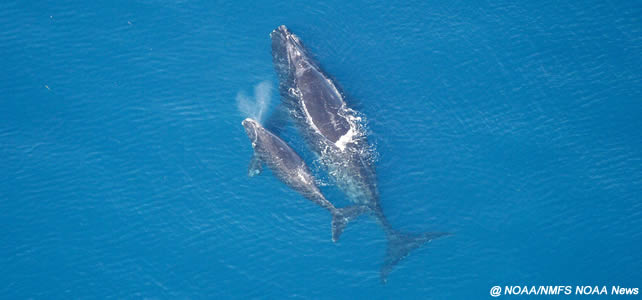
[1,0,641,298]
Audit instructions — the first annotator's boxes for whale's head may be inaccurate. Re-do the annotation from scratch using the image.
[242,118,261,147]
[270,25,310,79]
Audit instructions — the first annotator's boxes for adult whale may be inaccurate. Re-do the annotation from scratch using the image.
[241,118,366,242]
[270,25,449,282]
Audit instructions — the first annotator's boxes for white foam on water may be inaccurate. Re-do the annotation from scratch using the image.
[335,127,356,151]
[334,111,364,151]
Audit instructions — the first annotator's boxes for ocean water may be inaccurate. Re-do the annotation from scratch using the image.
[1,0,641,298]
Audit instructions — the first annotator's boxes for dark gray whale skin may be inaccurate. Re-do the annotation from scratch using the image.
[242,118,365,242]
[270,25,449,282]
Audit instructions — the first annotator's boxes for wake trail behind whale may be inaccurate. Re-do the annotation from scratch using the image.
[236,80,273,124]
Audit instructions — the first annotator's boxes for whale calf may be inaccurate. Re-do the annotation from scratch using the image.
[270,25,449,282]
[241,118,366,242]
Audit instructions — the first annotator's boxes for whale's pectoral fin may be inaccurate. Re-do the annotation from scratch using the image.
[331,205,368,243]
[380,231,451,283]
[248,153,263,177]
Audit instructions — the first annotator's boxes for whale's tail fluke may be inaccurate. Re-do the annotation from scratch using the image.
[380,231,451,283]
[331,206,368,243]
